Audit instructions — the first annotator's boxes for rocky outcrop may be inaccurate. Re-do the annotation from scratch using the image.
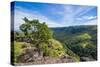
[16,47,75,65]
[17,47,43,63]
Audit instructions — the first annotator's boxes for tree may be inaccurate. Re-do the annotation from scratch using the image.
[20,17,53,47]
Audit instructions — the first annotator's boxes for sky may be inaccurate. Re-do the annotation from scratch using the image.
[11,1,97,31]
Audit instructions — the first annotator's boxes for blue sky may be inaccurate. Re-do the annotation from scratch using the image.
[12,1,97,31]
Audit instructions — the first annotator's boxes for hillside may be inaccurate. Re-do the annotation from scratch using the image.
[51,25,97,61]
[12,40,75,65]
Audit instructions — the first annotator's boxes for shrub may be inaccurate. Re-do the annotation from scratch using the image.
[39,39,65,57]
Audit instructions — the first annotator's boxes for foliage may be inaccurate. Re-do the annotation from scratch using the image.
[39,39,65,57]
[14,32,25,41]
[52,25,97,60]
[20,17,53,47]
[76,33,92,41]
[63,43,80,61]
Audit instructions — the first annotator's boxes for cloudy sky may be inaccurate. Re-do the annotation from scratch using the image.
[11,1,97,31]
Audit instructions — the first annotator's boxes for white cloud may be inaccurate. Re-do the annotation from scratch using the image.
[76,16,97,21]
[54,5,96,26]
[76,7,95,16]
[83,16,97,20]
[83,19,97,25]
[14,9,63,31]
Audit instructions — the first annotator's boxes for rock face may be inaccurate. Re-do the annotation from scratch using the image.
[16,47,74,65]
[17,47,43,63]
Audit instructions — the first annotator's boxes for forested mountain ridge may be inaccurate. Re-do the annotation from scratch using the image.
[51,25,97,61]
[51,25,97,36]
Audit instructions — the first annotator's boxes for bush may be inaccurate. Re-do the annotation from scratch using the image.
[39,39,65,57]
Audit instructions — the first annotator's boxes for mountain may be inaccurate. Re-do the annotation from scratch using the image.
[50,25,97,61]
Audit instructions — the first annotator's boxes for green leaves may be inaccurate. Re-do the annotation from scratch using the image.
[39,39,65,57]
[20,22,31,36]
[77,33,92,41]
[20,17,53,48]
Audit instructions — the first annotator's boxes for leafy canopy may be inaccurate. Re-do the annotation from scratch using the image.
[20,17,53,46]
